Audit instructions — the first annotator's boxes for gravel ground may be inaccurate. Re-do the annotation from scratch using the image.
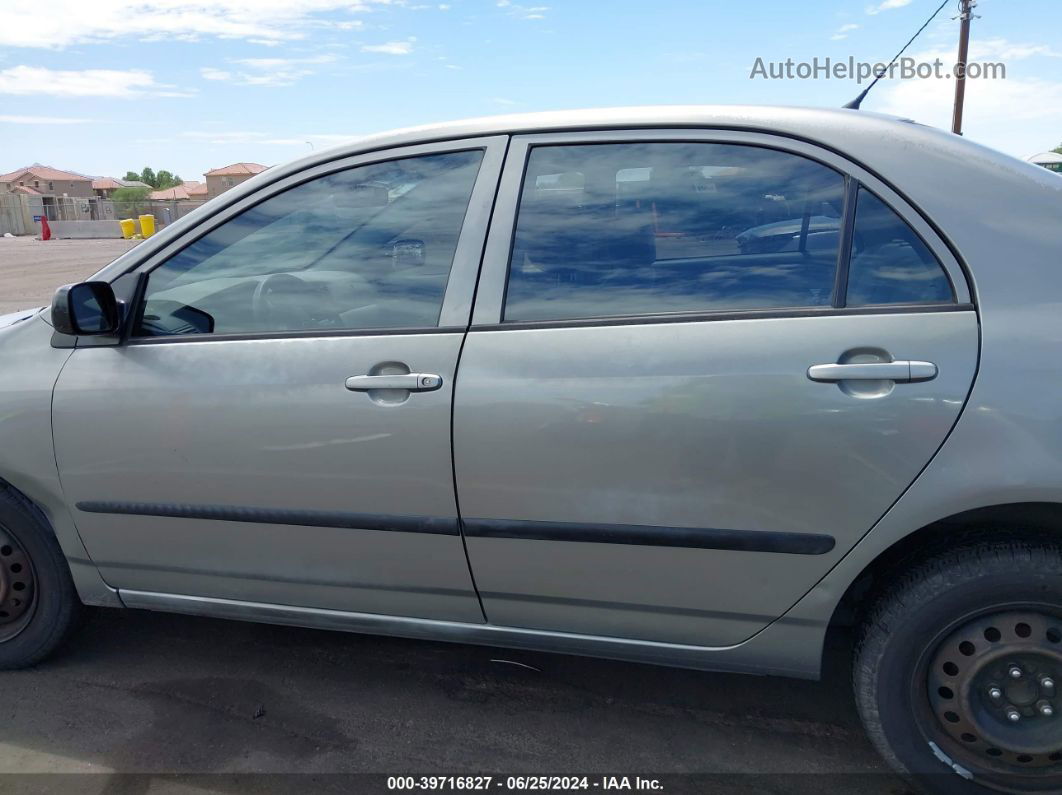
[0,236,139,314]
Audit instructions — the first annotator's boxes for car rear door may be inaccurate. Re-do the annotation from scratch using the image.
[453,130,978,647]
[53,137,505,622]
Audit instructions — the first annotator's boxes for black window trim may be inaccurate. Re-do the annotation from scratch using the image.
[473,302,974,333]
[125,325,469,345]
[832,176,859,309]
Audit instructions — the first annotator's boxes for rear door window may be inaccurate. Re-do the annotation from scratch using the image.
[503,142,846,322]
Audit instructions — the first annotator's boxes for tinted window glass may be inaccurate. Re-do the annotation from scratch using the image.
[503,143,845,322]
[846,188,953,306]
[136,150,482,336]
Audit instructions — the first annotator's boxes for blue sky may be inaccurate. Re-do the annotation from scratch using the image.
[1,0,1060,182]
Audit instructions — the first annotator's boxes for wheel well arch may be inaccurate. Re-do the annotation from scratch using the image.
[0,474,121,608]
[827,502,1062,635]
[0,475,57,535]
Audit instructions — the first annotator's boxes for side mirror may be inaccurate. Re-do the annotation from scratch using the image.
[51,282,120,336]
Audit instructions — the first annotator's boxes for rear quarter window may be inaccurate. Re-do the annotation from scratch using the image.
[845,187,954,306]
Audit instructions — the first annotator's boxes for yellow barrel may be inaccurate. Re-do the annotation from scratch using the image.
[119,218,135,239]
[138,214,156,238]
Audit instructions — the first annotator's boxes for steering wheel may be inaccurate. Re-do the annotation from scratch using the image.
[251,273,339,331]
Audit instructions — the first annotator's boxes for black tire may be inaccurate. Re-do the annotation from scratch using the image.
[0,485,82,669]
[855,541,1062,794]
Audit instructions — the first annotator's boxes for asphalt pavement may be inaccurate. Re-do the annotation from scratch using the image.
[0,608,912,794]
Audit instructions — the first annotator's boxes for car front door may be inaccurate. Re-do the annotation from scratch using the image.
[453,131,979,646]
[53,138,505,622]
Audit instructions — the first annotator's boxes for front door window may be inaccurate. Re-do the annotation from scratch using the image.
[136,151,484,336]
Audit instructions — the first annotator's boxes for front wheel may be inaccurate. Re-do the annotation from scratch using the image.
[0,487,82,669]
[855,541,1062,794]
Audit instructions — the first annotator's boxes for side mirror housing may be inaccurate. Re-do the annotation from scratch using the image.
[51,281,120,336]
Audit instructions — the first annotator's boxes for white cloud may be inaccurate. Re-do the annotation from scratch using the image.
[0,114,91,124]
[0,0,395,49]
[497,2,547,20]
[875,39,1062,158]
[361,39,414,55]
[200,67,233,81]
[234,55,337,69]
[867,0,912,15]
[831,23,860,41]
[199,55,339,87]
[893,37,1061,69]
[0,65,190,98]
[973,38,1062,61]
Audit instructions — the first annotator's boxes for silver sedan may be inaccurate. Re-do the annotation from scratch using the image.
[1,106,1061,794]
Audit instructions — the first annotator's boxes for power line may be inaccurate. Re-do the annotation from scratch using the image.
[844,0,951,110]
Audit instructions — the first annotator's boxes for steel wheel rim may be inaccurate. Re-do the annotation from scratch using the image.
[0,524,36,642]
[919,607,1062,789]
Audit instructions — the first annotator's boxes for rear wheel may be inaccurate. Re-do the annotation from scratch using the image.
[0,487,81,669]
[855,541,1062,794]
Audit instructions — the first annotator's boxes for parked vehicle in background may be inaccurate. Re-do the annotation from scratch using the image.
[1,106,1061,794]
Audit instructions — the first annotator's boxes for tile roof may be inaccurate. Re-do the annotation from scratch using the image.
[204,162,268,177]
[12,185,42,195]
[94,177,154,190]
[148,180,206,200]
[0,163,92,183]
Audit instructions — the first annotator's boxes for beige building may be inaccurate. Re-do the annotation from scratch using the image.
[203,163,267,200]
[0,164,94,199]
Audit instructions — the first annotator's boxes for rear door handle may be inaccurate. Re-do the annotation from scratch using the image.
[807,361,937,383]
[345,373,443,392]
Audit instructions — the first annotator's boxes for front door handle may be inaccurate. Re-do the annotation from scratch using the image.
[807,361,937,383]
[345,373,443,392]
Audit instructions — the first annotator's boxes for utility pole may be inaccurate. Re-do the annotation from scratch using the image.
[951,0,976,135]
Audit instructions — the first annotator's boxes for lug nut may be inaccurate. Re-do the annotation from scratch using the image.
[1009,665,1024,680]
[988,686,1004,700]
[1041,676,1056,692]
[1039,701,1055,717]
[1007,707,1022,722]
